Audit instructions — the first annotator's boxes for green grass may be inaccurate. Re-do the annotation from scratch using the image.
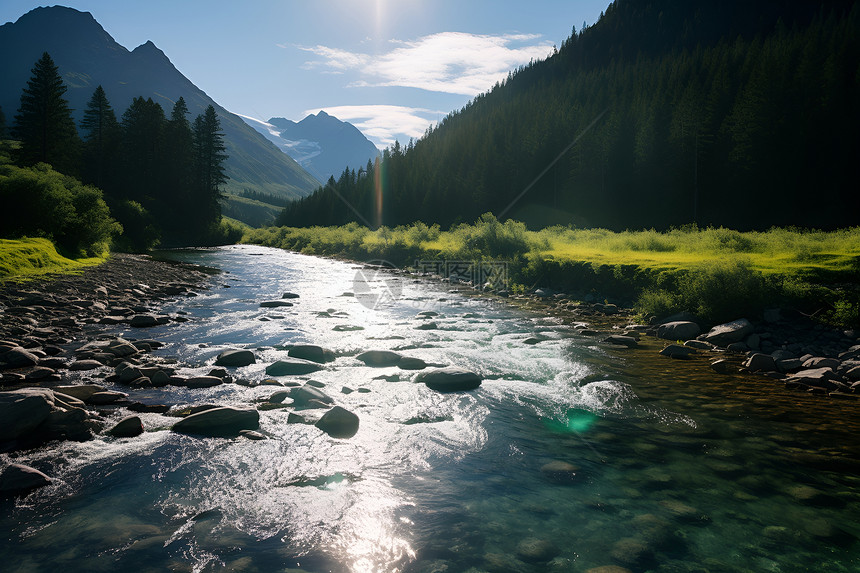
[241,216,860,326]
[0,237,105,280]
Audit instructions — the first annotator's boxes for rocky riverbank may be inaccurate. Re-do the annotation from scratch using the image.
[502,287,860,400]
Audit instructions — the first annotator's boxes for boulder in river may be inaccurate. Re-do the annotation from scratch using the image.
[415,367,482,392]
[0,388,55,442]
[744,353,778,372]
[108,415,144,438]
[288,345,335,364]
[214,349,256,367]
[603,335,638,348]
[0,463,52,496]
[129,314,159,328]
[701,319,753,347]
[656,321,701,341]
[659,344,696,359]
[356,350,402,367]
[315,406,360,438]
[260,300,293,308]
[171,407,260,437]
[266,358,324,376]
[290,383,334,406]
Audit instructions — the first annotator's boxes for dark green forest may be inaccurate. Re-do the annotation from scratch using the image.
[0,52,232,253]
[281,0,860,231]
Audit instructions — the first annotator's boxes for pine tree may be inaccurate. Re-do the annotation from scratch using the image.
[120,96,165,203]
[12,52,80,173]
[192,105,227,230]
[80,85,120,189]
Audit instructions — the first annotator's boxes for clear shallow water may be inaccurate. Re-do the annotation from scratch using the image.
[1,245,858,572]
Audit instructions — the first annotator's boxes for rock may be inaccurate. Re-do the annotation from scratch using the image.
[777,358,804,372]
[179,376,223,389]
[745,333,761,350]
[701,318,754,347]
[540,460,580,484]
[265,358,324,376]
[0,388,55,442]
[259,300,293,308]
[515,538,560,563]
[105,339,139,357]
[108,415,144,438]
[240,429,266,440]
[603,335,638,348]
[415,367,482,392]
[69,359,104,371]
[610,538,654,568]
[288,345,335,364]
[130,314,159,328]
[315,406,360,438]
[53,384,106,401]
[659,344,696,359]
[415,322,438,330]
[207,367,228,379]
[684,340,714,350]
[0,346,39,369]
[25,366,57,380]
[86,391,128,405]
[802,357,841,370]
[214,349,256,367]
[171,407,260,437]
[744,353,778,373]
[0,463,52,496]
[785,368,837,387]
[356,350,402,367]
[281,292,300,299]
[656,321,701,341]
[290,384,334,406]
[267,390,292,404]
[397,356,427,370]
[726,342,749,353]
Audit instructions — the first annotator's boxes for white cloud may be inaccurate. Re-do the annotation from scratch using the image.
[304,105,446,148]
[296,31,554,96]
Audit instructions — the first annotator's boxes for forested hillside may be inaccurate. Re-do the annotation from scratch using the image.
[281,0,860,231]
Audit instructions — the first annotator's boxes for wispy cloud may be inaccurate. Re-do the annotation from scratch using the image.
[297,31,554,96]
[304,105,446,148]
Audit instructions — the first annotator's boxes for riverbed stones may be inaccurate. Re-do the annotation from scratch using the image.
[214,349,256,367]
[415,367,482,392]
[0,388,55,442]
[171,407,260,437]
[701,318,754,347]
[259,300,293,308]
[659,344,696,359]
[656,321,701,341]
[744,353,778,372]
[0,346,39,369]
[397,356,427,370]
[356,350,402,366]
[179,376,223,389]
[515,538,560,563]
[540,460,580,484]
[290,384,334,406]
[265,358,324,376]
[287,345,335,364]
[315,406,360,438]
[53,384,106,401]
[69,359,104,371]
[0,463,52,496]
[604,335,638,348]
[108,415,144,438]
[129,314,159,328]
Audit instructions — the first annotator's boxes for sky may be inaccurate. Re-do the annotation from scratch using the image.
[0,0,611,149]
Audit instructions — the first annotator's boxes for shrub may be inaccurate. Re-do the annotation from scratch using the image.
[676,258,766,323]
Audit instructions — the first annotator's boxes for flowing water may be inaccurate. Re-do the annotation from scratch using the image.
[1,245,859,573]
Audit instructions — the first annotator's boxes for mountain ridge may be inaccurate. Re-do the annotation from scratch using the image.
[0,6,320,201]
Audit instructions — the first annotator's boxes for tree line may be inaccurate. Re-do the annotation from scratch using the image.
[280,0,860,232]
[0,52,229,252]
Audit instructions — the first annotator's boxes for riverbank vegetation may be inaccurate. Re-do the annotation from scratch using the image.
[243,216,860,327]
[0,237,104,280]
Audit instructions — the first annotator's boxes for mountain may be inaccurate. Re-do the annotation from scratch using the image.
[281,0,860,231]
[0,6,320,201]
[242,111,380,184]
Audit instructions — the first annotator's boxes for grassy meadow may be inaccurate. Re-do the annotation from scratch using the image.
[0,237,106,280]
[243,215,860,327]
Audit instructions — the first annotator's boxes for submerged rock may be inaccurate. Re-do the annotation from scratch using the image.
[171,407,260,437]
[315,406,360,438]
[659,344,696,359]
[356,350,402,367]
[541,460,580,484]
[415,367,482,392]
[516,538,560,563]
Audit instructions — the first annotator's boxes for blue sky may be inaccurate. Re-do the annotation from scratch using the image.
[1,1,611,148]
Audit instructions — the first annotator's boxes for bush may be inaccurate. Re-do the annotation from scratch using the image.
[110,200,159,253]
[0,162,121,256]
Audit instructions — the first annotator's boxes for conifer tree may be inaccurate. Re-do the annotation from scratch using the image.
[13,52,80,173]
[192,105,227,229]
[80,85,119,189]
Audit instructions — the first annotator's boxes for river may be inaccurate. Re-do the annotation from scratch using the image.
[2,245,859,572]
